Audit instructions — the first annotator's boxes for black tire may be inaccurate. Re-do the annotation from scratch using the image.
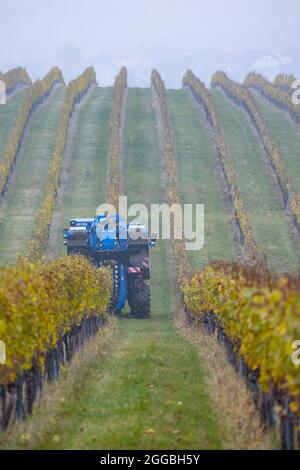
[130,279,150,319]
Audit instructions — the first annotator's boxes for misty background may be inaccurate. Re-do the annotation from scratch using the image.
[0,0,299,87]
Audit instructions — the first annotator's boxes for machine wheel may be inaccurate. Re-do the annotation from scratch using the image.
[130,278,150,319]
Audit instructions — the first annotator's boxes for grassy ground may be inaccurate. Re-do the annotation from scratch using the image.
[5,88,223,450]
[46,87,113,258]
[7,242,221,450]
[167,89,235,269]
[211,88,300,273]
[0,87,273,450]
[0,88,27,158]
[253,92,300,195]
[0,86,65,264]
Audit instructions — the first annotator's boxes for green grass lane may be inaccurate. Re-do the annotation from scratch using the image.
[46,87,113,258]
[0,88,28,158]
[211,88,300,272]
[21,242,221,449]
[0,85,65,265]
[253,93,300,195]
[19,88,222,450]
[123,89,161,207]
[167,89,235,270]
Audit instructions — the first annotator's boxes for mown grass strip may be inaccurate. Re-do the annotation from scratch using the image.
[0,68,64,198]
[183,71,258,264]
[21,87,221,450]
[0,86,65,265]
[166,88,235,269]
[211,88,300,272]
[0,89,27,157]
[26,68,96,260]
[151,70,190,284]
[46,87,113,258]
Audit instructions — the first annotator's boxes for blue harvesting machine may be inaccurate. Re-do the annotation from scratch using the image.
[63,214,156,318]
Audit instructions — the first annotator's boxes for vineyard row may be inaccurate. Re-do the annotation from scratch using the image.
[183,261,300,449]
[151,69,190,285]
[0,256,111,428]
[244,72,300,125]
[0,67,32,95]
[26,67,96,260]
[183,71,258,264]
[0,67,64,198]
[106,66,128,207]
[212,71,300,236]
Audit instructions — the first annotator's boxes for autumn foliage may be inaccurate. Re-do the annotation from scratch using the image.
[273,73,297,94]
[26,67,96,260]
[212,71,300,234]
[0,256,112,385]
[0,67,32,94]
[183,71,258,263]
[0,67,64,197]
[183,261,300,413]
[106,66,127,207]
[244,72,300,124]
[151,69,191,284]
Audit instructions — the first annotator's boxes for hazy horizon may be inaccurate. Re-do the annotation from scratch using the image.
[1,0,299,86]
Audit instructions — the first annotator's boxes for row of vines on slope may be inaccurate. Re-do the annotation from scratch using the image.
[0,67,127,427]
[0,67,64,198]
[244,72,300,126]
[0,67,32,95]
[212,71,300,235]
[183,261,300,449]
[183,71,258,264]
[26,67,96,260]
[106,66,127,207]
[0,256,111,428]
[151,69,190,285]
[273,73,297,95]
[182,70,300,448]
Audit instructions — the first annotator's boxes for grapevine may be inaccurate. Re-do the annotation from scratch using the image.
[244,72,300,125]
[0,256,112,385]
[0,67,64,198]
[183,71,258,264]
[26,67,96,260]
[106,66,127,207]
[151,69,191,285]
[212,71,300,234]
[273,73,297,94]
[183,261,300,414]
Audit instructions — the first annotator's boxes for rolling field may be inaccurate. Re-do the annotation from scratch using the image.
[46,86,113,258]
[167,89,235,269]
[3,87,223,450]
[211,88,300,272]
[0,85,65,264]
[2,68,300,450]
[62,88,219,449]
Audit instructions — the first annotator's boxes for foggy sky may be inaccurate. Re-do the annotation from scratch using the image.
[0,0,299,84]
